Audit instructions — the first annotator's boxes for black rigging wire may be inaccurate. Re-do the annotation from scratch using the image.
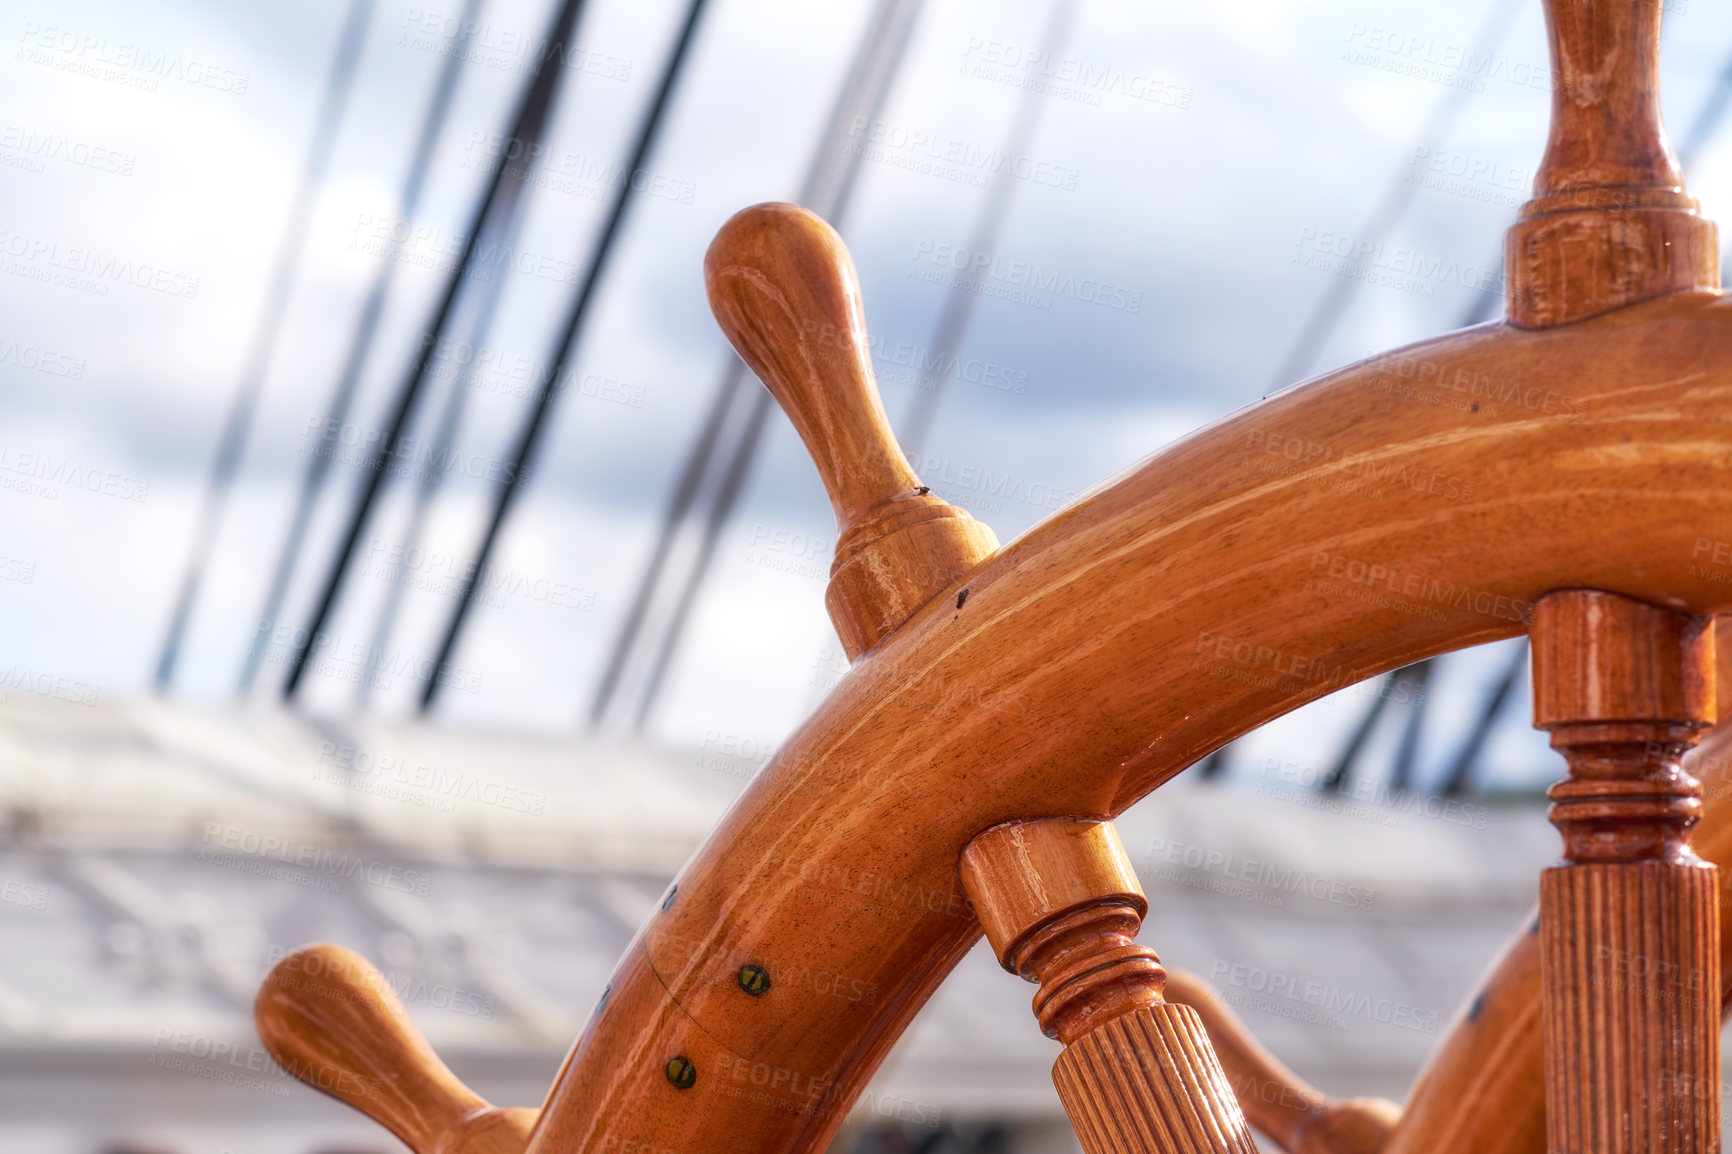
[1264,0,1521,393]
[153,0,374,690]
[356,195,532,709]
[584,355,747,725]
[238,0,483,695]
[417,0,712,713]
[1386,657,1435,793]
[1321,674,1396,795]
[1438,640,1527,797]
[629,386,772,731]
[283,0,589,701]
[898,0,1075,461]
[588,0,929,731]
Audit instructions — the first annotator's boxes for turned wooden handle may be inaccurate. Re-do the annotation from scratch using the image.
[703,202,997,659]
[1164,968,1399,1154]
[705,202,915,528]
[255,944,536,1154]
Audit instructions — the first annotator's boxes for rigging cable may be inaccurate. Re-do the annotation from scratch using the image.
[1437,640,1528,797]
[898,0,1076,461]
[238,0,484,694]
[355,185,533,709]
[1264,0,1522,393]
[283,0,590,701]
[585,0,928,730]
[629,0,1077,733]
[153,0,375,690]
[416,0,713,712]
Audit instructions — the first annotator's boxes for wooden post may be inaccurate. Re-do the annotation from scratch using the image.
[1531,591,1719,1154]
[960,818,1260,1154]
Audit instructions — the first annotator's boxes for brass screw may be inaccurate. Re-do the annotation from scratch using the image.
[665,1055,696,1090]
[738,964,771,996]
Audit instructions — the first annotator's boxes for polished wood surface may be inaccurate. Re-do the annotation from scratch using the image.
[1506,0,1716,327]
[1054,1005,1259,1154]
[1541,866,1717,1154]
[1162,968,1399,1154]
[1532,591,1713,865]
[704,202,997,659]
[255,945,538,1154]
[960,818,1146,969]
[260,11,1732,1146]
[261,285,1732,1154]
[1532,591,1718,1154]
[522,288,1732,1153]
[1011,899,1164,1046]
[1377,911,1548,1154]
[365,707,1732,1154]
[1381,617,1732,1154]
[960,818,1256,1154]
[1698,619,1732,1004]
[1531,592,1714,746]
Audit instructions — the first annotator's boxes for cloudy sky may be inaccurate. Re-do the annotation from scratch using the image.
[3,0,1730,790]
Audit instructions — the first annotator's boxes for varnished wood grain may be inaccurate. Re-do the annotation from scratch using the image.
[1188,608,1726,1154]
[961,820,1161,1045]
[273,293,1732,1154]
[271,12,1732,1141]
[521,287,1732,1154]
[703,202,909,531]
[1531,591,1718,1154]
[1532,593,1714,734]
[1054,1004,1260,1154]
[1378,622,1732,1154]
[960,818,1252,1149]
[1541,863,1718,1153]
[1533,592,1713,865]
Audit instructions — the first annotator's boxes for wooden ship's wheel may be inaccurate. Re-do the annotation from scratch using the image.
[246,2,1732,1152]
